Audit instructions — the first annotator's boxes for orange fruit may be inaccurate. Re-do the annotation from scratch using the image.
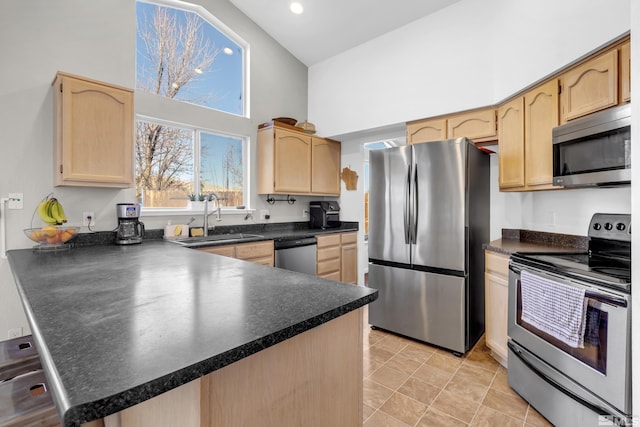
[42,226,58,238]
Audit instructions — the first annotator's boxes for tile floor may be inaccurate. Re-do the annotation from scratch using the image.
[361,310,553,427]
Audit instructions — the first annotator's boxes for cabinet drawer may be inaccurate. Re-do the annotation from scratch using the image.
[318,271,341,281]
[199,245,236,257]
[317,258,340,276]
[251,256,274,267]
[485,251,510,277]
[317,246,340,262]
[317,234,341,248]
[341,232,357,245]
[235,241,274,260]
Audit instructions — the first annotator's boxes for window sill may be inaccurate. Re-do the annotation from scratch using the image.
[141,207,255,217]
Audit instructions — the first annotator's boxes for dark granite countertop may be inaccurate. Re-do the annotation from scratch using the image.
[7,240,376,427]
[483,229,588,255]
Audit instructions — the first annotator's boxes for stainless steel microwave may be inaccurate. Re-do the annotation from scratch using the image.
[553,104,631,187]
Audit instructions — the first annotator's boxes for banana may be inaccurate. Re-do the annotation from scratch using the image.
[36,198,57,225]
[174,225,183,236]
[50,199,68,225]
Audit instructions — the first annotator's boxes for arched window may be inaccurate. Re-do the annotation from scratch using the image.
[135,0,248,210]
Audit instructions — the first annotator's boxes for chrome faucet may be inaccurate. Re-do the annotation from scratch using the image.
[203,192,222,236]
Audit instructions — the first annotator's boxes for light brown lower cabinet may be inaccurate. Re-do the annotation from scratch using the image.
[316,232,358,284]
[95,309,364,427]
[198,241,274,266]
[484,250,509,367]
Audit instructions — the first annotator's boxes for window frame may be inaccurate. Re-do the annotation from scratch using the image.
[136,115,251,216]
[135,0,252,215]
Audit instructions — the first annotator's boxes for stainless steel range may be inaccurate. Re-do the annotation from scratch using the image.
[508,213,631,427]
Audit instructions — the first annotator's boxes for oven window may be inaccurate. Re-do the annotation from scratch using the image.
[554,126,630,176]
[517,281,608,374]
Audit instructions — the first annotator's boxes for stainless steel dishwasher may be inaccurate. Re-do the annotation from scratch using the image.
[274,237,317,276]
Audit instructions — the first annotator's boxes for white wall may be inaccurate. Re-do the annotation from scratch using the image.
[0,0,309,338]
[310,0,630,137]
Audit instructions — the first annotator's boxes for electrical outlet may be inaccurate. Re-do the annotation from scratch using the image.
[260,209,269,220]
[8,193,23,209]
[8,327,22,339]
[302,208,307,217]
[83,211,95,227]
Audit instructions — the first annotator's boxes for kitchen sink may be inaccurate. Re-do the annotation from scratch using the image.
[170,233,264,247]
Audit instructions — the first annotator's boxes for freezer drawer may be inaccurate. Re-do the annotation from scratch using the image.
[367,263,466,353]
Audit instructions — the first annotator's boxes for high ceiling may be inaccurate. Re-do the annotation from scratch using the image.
[229,0,463,66]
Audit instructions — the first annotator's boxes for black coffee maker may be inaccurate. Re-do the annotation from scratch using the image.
[115,203,145,245]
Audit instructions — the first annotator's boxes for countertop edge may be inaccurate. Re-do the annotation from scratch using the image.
[61,293,376,426]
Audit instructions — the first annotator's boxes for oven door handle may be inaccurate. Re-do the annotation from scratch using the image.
[507,340,617,419]
[510,265,628,308]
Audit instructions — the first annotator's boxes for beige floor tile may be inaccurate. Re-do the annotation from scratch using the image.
[471,404,523,427]
[430,389,480,424]
[363,403,377,421]
[363,378,394,409]
[376,336,410,354]
[380,391,428,426]
[416,408,469,426]
[385,352,423,376]
[370,365,410,390]
[525,405,554,427]
[452,364,496,387]
[364,410,411,427]
[463,349,501,373]
[412,363,454,389]
[490,366,522,399]
[481,388,528,421]
[444,374,490,404]
[399,343,436,363]
[364,355,386,378]
[425,352,463,373]
[369,345,397,364]
[397,376,441,405]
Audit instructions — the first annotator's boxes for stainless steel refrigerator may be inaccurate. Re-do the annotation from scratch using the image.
[367,137,489,354]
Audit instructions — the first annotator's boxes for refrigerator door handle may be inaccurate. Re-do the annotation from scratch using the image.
[411,163,418,244]
[404,164,412,244]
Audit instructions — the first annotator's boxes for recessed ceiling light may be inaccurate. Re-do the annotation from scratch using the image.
[223,47,234,55]
[290,2,303,15]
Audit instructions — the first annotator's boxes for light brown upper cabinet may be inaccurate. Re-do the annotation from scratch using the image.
[311,137,341,195]
[560,49,618,122]
[524,80,559,189]
[498,80,559,191]
[258,122,341,196]
[53,72,134,188]
[258,124,312,194]
[497,97,525,189]
[620,41,630,103]
[446,108,497,143]
[406,118,447,144]
[407,108,496,145]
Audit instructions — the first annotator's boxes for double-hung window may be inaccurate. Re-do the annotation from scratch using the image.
[135,0,248,210]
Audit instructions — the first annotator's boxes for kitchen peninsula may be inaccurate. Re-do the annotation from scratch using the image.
[7,241,377,427]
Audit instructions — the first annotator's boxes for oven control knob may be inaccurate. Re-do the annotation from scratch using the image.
[593,223,602,231]
[616,223,626,231]
[604,222,613,231]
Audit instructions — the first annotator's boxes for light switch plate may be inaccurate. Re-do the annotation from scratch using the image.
[8,193,23,209]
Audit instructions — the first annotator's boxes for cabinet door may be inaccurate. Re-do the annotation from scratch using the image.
[236,241,274,266]
[198,245,236,257]
[620,42,630,103]
[273,129,312,193]
[311,137,341,195]
[340,233,358,285]
[54,72,133,187]
[524,80,558,188]
[497,98,525,189]
[447,108,496,142]
[406,118,447,144]
[484,251,510,366]
[560,49,618,122]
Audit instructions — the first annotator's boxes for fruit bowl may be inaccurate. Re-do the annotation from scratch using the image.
[24,226,80,246]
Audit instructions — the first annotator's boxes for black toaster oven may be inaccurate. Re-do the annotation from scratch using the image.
[309,201,340,229]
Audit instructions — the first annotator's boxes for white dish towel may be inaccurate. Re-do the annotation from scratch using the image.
[520,270,588,348]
